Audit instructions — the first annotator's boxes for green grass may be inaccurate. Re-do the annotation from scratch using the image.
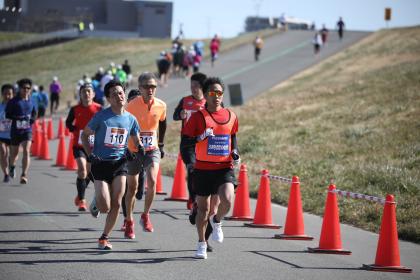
[162,26,420,243]
[0,31,38,43]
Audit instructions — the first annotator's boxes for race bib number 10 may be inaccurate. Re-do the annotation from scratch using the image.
[104,127,128,148]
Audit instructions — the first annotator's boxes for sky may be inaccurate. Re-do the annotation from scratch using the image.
[169,0,420,39]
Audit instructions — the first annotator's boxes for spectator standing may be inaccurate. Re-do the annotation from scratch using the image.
[337,17,345,40]
[49,76,62,115]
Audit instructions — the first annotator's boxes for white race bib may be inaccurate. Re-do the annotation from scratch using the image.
[104,127,128,148]
[16,120,30,130]
[78,130,94,146]
[140,131,157,151]
[0,119,12,132]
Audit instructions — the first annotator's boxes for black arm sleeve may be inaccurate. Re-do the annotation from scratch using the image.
[65,107,75,130]
[158,118,167,144]
[231,134,238,152]
[172,98,184,121]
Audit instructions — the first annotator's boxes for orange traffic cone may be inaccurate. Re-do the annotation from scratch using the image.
[65,135,77,170]
[165,154,188,201]
[38,128,51,160]
[31,120,40,157]
[56,117,64,138]
[274,176,313,240]
[226,164,253,221]
[47,118,54,140]
[64,127,70,137]
[363,195,412,273]
[156,166,167,195]
[308,184,351,254]
[244,170,281,229]
[55,135,67,167]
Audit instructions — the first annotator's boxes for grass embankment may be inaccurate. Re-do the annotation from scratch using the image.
[162,26,420,243]
[0,31,38,43]
[0,29,279,107]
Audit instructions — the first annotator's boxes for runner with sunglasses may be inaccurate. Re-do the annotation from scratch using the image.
[5,78,37,184]
[124,72,167,239]
[182,77,240,259]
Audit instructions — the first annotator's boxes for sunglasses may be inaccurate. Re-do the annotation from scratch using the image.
[141,84,157,90]
[207,91,223,97]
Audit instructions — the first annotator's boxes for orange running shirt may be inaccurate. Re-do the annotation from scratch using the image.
[126,96,166,152]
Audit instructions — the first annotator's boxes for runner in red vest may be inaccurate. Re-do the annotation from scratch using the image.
[66,83,102,211]
[183,77,240,259]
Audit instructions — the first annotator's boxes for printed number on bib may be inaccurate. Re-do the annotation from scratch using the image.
[78,130,94,146]
[104,127,128,148]
[16,120,30,130]
[0,119,11,132]
[140,131,157,150]
[207,134,230,156]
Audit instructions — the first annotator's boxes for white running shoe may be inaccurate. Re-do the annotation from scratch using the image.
[209,215,224,243]
[195,241,207,259]
[89,197,99,218]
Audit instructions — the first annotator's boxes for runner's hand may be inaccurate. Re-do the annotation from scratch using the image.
[125,150,136,161]
[197,128,214,142]
[231,150,241,168]
[158,143,165,159]
[137,144,146,156]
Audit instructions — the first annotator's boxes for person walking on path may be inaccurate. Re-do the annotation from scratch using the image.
[65,83,102,211]
[0,84,14,183]
[81,80,141,250]
[320,24,329,45]
[337,17,345,40]
[183,77,240,259]
[313,31,323,55]
[6,78,37,184]
[210,36,220,67]
[124,72,167,239]
[253,36,264,61]
[49,76,62,115]
[37,85,49,118]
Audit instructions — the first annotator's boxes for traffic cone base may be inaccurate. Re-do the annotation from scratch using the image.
[244,222,281,229]
[274,233,313,240]
[225,216,253,221]
[156,191,167,195]
[164,197,188,202]
[362,264,412,273]
[307,247,351,255]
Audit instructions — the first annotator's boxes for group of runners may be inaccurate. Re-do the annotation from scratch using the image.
[45,71,239,259]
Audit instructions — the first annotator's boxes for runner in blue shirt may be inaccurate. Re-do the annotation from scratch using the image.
[5,78,37,184]
[81,80,143,250]
[0,84,14,182]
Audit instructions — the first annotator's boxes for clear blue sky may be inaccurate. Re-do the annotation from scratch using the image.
[170,0,420,39]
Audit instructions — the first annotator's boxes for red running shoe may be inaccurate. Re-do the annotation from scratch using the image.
[124,220,136,239]
[120,219,127,231]
[78,200,87,211]
[140,213,154,232]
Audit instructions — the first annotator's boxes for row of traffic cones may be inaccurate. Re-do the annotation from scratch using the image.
[229,166,411,273]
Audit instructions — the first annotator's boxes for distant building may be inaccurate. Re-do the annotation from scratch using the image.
[245,15,310,32]
[0,0,172,38]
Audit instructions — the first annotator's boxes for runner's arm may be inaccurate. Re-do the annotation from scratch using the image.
[65,107,76,132]
[158,118,167,144]
[172,98,184,121]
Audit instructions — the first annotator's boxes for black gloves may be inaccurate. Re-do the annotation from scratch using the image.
[137,144,146,157]
[68,124,76,132]
[158,143,165,159]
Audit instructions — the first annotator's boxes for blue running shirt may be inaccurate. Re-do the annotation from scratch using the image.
[87,107,139,160]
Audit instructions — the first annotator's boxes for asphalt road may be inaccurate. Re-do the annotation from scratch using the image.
[1,30,419,280]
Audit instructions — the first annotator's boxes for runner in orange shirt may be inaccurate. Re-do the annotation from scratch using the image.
[124,72,167,238]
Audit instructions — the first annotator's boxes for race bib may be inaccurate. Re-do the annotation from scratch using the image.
[0,119,12,132]
[207,134,230,156]
[140,131,157,151]
[78,130,94,146]
[16,119,30,130]
[104,127,128,148]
